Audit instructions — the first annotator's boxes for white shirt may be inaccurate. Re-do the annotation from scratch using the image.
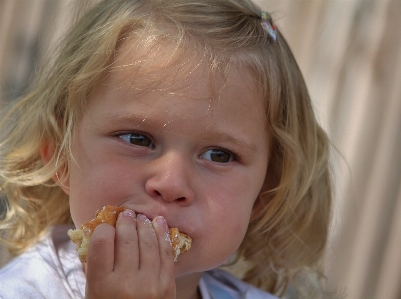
[0,226,277,299]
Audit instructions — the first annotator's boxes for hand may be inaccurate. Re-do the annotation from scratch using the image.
[85,210,176,299]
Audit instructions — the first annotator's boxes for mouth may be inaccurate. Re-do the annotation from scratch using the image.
[69,205,192,262]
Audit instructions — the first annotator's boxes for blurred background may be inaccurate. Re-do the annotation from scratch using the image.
[1,0,400,298]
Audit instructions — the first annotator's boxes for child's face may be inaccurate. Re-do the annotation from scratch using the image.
[64,43,270,276]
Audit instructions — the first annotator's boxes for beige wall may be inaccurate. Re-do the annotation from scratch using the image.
[1,1,401,298]
[255,1,401,298]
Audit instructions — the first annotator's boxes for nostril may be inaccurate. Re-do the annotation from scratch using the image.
[154,190,185,202]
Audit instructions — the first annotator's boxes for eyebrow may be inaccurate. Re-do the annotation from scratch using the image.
[201,131,258,152]
[101,111,158,126]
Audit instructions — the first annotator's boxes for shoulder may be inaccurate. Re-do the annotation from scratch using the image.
[200,268,279,299]
[0,254,44,299]
[0,225,85,299]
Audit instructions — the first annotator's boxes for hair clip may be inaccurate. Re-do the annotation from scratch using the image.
[260,11,277,42]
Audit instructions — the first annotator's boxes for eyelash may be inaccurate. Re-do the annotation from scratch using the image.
[114,131,241,163]
[200,147,240,164]
[116,131,155,149]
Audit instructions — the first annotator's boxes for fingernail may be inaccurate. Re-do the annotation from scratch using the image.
[122,209,135,218]
[154,216,167,228]
[137,214,152,226]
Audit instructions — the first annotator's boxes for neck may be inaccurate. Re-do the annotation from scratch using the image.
[175,272,203,299]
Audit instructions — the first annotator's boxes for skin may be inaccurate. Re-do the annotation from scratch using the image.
[49,41,270,299]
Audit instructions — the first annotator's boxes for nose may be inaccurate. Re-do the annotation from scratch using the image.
[145,152,195,205]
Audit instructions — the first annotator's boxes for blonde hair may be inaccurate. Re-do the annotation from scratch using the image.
[0,0,332,297]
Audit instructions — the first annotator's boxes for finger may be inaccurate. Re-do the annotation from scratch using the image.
[136,214,160,271]
[86,223,115,281]
[114,209,139,272]
[152,216,175,276]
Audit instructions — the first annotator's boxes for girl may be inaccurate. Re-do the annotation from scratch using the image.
[0,0,332,298]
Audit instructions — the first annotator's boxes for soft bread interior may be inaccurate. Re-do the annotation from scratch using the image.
[169,228,192,262]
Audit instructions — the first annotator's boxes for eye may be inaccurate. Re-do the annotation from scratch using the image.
[200,149,234,163]
[119,133,154,148]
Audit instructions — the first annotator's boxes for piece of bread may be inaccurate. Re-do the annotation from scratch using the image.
[67,205,191,262]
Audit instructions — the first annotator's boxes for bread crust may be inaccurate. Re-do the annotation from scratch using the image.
[67,205,191,262]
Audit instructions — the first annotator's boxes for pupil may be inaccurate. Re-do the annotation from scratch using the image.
[130,135,150,146]
[211,150,230,163]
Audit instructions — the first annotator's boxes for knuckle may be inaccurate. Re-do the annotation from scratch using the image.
[91,234,111,247]
[147,286,160,298]
[142,238,157,250]
[141,279,166,298]
[161,245,173,259]
[118,233,134,246]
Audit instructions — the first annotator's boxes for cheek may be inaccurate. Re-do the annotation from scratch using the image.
[207,174,259,218]
[205,185,256,243]
[181,204,251,273]
[223,204,252,238]
[67,155,141,227]
[205,174,260,245]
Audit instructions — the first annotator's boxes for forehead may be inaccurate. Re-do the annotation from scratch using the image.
[87,35,267,131]
[106,35,262,104]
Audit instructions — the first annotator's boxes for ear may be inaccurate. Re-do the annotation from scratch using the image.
[40,140,54,165]
[250,167,278,222]
[40,140,70,194]
[250,191,271,222]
